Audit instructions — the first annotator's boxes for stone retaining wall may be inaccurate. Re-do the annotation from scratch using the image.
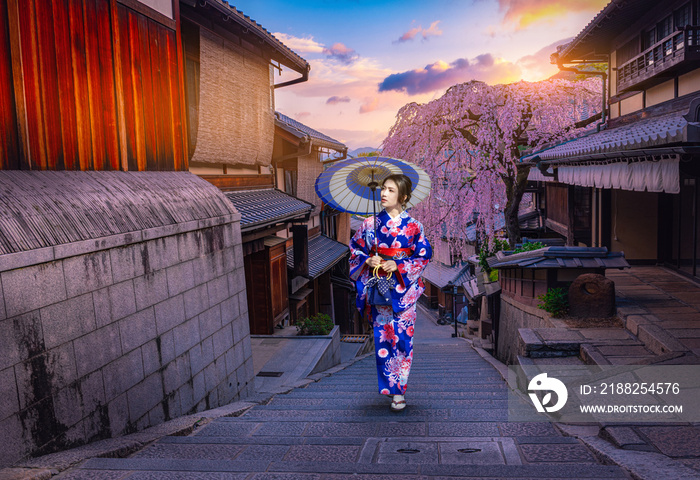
[0,175,254,467]
[497,294,554,365]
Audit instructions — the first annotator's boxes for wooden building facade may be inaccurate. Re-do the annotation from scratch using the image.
[0,0,189,172]
[525,0,700,282]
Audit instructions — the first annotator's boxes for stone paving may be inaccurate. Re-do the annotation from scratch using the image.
[51,309,630,479]
[607,266,700,360]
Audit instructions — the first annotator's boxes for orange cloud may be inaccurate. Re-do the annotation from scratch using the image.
[378,54,521,95]
[360,97,379,114]
[516,37,573,81]
[499,0,608,29]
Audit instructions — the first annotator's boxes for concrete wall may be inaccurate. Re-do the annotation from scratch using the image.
[497,294,554,365]
[0,220,254,466]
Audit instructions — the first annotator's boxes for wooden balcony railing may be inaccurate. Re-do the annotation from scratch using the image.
[617,27,700,92]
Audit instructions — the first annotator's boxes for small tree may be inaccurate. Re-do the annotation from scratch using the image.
[382,78,601,254]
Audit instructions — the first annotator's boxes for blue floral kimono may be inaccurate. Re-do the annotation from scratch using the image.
[349,210,432,395]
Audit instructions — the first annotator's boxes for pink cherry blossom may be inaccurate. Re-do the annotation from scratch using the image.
[382,78,601,253]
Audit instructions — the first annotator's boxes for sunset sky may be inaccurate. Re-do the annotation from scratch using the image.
[231,0,609,150]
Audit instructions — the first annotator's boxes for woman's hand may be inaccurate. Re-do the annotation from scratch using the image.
[365,255,383,268]
[381,260,398,273]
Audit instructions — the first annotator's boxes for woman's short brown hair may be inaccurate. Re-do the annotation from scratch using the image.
[382,174,412,208]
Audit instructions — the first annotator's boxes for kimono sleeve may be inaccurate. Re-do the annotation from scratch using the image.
[396,220,432,285]
[349,219,371,281]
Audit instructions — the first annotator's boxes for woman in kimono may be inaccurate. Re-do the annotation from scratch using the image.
[349,174,432,411]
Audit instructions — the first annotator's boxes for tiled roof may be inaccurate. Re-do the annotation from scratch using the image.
[0,171,237,255]
[286,234,349,279]
[555,0,660,62]
[224,189,313,232]
[487,246,630,270]
[198,1,308,74]
[461,271,501,301]
[522,113,700,164]
[422,261,471,290]
[275,112,347,152]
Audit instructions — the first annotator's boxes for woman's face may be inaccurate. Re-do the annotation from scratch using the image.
[381,179,402,210]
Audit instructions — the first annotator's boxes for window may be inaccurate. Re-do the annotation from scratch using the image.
[285,169,297,196]
[642,29,656,51]
[674,3,691,29]
[657,15,673,40]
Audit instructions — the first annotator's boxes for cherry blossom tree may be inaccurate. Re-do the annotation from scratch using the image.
[382,78,601,255]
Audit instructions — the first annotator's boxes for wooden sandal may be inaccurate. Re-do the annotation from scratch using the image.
[391,398,407,411]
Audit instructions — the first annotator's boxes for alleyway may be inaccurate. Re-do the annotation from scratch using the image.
[55,310,628,479]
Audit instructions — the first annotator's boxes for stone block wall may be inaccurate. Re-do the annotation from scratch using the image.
[497,294,554,365]
[0,219,254,466]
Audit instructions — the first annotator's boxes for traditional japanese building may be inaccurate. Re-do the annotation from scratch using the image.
[272,113,355,333]
[0,0,313,467]
[524,0,700,281]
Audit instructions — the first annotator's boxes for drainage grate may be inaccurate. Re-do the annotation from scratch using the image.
[397,448,421,454]
[256,371,284,377]
[458,448,482,454]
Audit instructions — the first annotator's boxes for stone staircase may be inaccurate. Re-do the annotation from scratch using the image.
[68,339,629,479]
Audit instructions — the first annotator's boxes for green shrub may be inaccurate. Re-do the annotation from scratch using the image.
[513,241,545,253]
[488,269,499,282]
[478,238,510,273]
[537,287,569,317]
[295,313,334,336]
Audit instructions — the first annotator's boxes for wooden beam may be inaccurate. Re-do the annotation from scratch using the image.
[198,174,274,190]
[241,224,287,243]
[116,0,175,29]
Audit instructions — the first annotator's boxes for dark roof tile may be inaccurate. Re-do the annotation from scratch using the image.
[275,112,347,152]
[286,234,348,279]
[224,189,313,232]
[522,113,698,163]
[487,246,630,269]
[422,261,471,290]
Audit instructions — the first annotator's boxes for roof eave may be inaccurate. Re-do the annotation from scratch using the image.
[555,0,626,63]
[540,145,700,166]
[190,0,310,75]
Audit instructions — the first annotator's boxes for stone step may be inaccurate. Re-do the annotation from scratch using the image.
[159,435,579,444]
[76,457,628,478]
[236,410,527,422]
[254,400,512,409]
[267,398,509,407]
[190,421,562,439]
[280,391,509,399]
[300,384,509,392]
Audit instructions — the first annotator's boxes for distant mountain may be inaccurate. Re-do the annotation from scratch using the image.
[348,147,380,157]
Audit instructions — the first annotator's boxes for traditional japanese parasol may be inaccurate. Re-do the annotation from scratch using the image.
[314,156,431,246]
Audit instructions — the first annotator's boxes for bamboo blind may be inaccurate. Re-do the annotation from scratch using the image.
[189,28,274,167]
